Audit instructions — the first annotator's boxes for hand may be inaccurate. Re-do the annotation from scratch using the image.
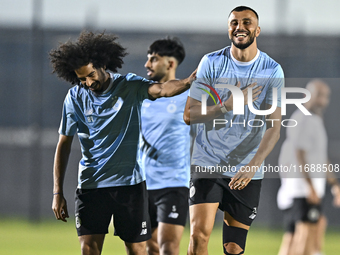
[224,82,262,111]
[229,165,258,190]
[52,194,69,222]
[307,188,320,205]
[188,69,197,85]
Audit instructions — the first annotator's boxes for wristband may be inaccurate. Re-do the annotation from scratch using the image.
[220,104,228,113]
[53,192,62,195]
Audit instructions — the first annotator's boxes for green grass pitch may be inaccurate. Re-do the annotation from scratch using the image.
[1,218,339,254]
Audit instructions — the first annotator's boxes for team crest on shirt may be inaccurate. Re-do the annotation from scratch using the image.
[167,100,177,113]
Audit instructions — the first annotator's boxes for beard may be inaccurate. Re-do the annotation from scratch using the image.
[147,69,166,82]
[89,80,108,95]
[231,30,256,50]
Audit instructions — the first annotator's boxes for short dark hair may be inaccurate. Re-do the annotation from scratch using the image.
[147,37,185,65]
[229,6,259,21]
[49,31,128,85]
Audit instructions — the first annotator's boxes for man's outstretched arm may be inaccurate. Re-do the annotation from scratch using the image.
[148,69,196,99]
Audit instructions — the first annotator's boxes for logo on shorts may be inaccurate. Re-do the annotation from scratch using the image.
[190,186,196,198]
[140,221,147,235]
[168,205,179,219]
[249,207,257,220]
[75,214,81,228]
[307,208,320,222]
[168,212,179,219]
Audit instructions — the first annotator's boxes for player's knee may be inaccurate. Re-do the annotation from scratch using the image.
[146,242,159,255]
[190,229,209,246]
[224,242,243,255]
[191,231,209,242]
[125,241,146,254]
[223,222,248,255]
[80,242,100,255]
[146,228,159,254]
[159,241,179,255]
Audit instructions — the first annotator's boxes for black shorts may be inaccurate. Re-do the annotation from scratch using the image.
[282,198,322,233]
[75,181,151,243]
[148,187,189,228]
[292,198,322,223]
[189,177,261,226]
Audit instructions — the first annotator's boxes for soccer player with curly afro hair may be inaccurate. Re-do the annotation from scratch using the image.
[50,31,196,255]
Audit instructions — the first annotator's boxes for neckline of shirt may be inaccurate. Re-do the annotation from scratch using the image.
[101,71,115,94]
[229,48,260,66]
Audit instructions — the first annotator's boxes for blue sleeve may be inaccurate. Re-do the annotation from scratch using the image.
[265,65,284,107]
[58,90,78,136]
[189,55,213,102]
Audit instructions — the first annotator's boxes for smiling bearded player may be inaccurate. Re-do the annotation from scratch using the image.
[184,6,284,255]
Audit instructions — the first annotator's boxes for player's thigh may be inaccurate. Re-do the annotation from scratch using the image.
[125,241,147,255]
[146,227,159,254]
[189,178,222,236]
[189,203,219,237]
[158,222,185,245]
[113,182,151,243]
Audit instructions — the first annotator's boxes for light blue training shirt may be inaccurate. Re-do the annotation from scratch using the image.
[59,71,152,189]
[141,91,190,190]
[190,46,284,179]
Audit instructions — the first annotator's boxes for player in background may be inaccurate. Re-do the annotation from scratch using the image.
[141,37,190,255]
[50,31,196,255]
[184,6,284,255]
[277,79,340,255]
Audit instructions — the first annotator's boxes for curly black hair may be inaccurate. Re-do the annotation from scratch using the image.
[49,31,128,85]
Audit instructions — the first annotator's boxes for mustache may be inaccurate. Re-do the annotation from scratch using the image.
[233,30,249,35]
